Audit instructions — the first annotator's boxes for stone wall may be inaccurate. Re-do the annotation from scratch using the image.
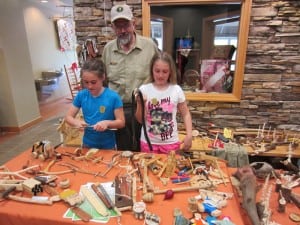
[74,0,143,54]
[73,0,300,131]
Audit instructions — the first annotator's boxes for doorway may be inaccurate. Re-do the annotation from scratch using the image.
[151,15,174,55]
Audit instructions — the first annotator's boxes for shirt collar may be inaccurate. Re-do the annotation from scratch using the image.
[112,33,142,53]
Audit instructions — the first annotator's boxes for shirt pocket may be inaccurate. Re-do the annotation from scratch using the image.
[130,63,149,82]
[107,64,122,85]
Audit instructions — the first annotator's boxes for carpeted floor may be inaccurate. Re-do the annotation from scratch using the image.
[0,116,63,165]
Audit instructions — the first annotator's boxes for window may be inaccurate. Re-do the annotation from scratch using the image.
[214,19,239,70]
[143,0,252,102]
[151,20,163,50]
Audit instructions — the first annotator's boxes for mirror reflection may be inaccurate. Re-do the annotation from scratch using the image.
[150,4,240,93]
[143,0,252,102]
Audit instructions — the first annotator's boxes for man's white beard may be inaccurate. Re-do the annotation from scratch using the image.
[118,33,131,46]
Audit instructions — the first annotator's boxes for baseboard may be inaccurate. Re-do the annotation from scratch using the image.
[38,95,70,105]
[0,116,43,133]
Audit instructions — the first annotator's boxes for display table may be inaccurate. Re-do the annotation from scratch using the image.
[179,134,300,158]
[0,147,245,225]
[0,147,299,225]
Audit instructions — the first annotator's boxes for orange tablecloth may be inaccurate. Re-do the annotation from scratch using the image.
[0,147,298,225]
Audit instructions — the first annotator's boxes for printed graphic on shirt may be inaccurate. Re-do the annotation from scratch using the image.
[99,106,106,113]
[147,97,174,141]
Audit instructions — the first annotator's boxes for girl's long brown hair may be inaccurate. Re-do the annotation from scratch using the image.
[146,52,178,84]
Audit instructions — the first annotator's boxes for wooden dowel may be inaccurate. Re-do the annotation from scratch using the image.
[153,185,200,194]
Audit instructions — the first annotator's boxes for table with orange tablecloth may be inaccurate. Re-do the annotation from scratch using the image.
[0,147,299,225]
[179,134,300,158]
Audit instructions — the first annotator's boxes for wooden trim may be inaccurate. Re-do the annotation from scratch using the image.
[0,117,43,133]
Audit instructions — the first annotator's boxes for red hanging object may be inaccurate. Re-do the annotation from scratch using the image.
[71,62,78,72]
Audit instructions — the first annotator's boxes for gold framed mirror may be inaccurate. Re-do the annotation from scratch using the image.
[142,0,252,102]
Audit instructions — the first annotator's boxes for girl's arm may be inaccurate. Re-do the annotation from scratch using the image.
[93,107,125,131]
[111,107,125,129]
[135,93,147,124]
[64,105,86,128]
[135,97,143,124]
[178,101,193,150]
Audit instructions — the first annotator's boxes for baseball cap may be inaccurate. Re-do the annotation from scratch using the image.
[111,4,133,23]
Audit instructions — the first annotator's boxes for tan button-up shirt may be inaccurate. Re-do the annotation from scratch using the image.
[102,34,158,104]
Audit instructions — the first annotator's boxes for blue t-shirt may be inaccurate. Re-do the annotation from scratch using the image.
[73,88,123,149]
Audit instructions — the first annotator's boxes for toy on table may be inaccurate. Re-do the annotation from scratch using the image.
[59,189,92,222]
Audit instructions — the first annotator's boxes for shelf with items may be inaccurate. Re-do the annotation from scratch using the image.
[176,49,201,88]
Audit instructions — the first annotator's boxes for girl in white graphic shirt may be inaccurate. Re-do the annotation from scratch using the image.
[135,52,193,153]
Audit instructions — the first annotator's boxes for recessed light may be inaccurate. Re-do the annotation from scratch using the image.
[40,0,48,3]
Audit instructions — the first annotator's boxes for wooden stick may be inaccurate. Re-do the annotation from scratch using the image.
[143,163,148,194]
[8,194,53,205]
[71,206,93,222]
[0,165,40,180]
[132,176,137,203]
[43,159,56,172]
[145,156,161,166]
[153,185,200,194]
[91,183,113,209]
[97,183,122,216]
[214,160,227,186]
[39,169,74,175]
[157,163,167,177]
[57,162,99,176]
[99,160,119,177]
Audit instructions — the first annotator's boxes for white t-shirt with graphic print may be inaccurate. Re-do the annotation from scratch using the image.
[139,83,185,145]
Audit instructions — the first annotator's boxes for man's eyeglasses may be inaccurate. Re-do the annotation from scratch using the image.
[113,21,132,31]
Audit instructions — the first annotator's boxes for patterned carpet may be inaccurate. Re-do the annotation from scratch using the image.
[0,116,63,165]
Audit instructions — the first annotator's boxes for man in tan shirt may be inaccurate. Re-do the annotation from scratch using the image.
[102,4,158,150]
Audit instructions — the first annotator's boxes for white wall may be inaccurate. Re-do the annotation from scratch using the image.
[23,1,77,102]
[0,0,39,127]
[0,0,76,128]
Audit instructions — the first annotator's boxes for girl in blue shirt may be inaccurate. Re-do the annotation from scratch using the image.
[65,59,125,149]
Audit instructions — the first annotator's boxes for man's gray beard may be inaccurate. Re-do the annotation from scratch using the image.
[118,34,131,46]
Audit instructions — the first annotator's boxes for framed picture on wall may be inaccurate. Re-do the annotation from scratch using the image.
[55,19,76,51]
